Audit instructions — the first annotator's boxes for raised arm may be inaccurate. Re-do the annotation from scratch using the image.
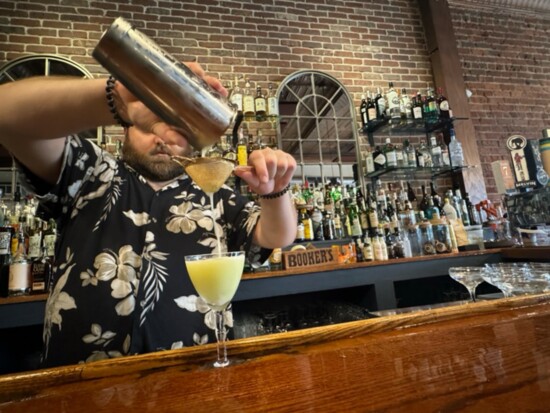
[0,77,111,184]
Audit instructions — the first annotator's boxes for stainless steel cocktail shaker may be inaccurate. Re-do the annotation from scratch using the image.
[93,17,235,150]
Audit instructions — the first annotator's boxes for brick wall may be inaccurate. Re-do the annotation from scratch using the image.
[1,0,549,202]
[449,1,550,202]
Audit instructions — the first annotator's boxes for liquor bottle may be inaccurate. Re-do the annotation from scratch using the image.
[30,246,52,294]
[395,143,406,168]
[254,85,267,122]
[367,91,377,123]
[464,193,480,226]
[436,87,451,119]
[372,145,386,171]
[266,82,279,121]
[242,78,255,121]
[362,236,374,262]
[311,206,324,241]
[384,227,396,259]
[348,199,363,238]
[229,76,243,113]
[333,202,343,239]
[374,87,386,120]
[8,226,31,296]
[418,185,430,213]
[27,217,42,261]
[43,218,57,260]
[442,197,458,221]
[237,127,248,167]
[359,94,368,129]
[372,235,384,261]
[403,140,416,167]
[400,88,412,121]
[451,189,463,223]
[430,181,442,210]
[429,134,443,167]
[448,127,465,167]
[356,188,369,233]
[424,86,438,123]
[412,92,424,123]
[322,211,336,241]
[417,140,432,168]
[323,184,334,214]
[406,181,417,204]
[386,82,401,123]
[363,145,375,175]
[299,208,314,241]
[384,137,397,168]
[418,211,437,255]
[0,224,13,297]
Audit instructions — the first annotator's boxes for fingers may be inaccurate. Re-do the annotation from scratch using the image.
[235,148,296,195]
[186,61,228,97]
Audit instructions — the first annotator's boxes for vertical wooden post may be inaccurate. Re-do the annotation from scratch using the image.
[417,0,487,203]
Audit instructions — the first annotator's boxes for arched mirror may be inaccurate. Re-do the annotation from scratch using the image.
[0,54,102,198]
[276,70,361,187]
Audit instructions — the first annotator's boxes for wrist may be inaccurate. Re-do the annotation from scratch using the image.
[258,184,291,200]
[105,76,132,128]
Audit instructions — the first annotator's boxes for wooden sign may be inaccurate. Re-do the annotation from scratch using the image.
[282,247,338,269]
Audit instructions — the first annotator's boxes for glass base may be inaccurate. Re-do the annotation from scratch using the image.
[213,359,230,368]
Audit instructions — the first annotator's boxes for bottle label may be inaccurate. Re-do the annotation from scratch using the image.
[386,151,397,166]
[44,234,56,258]
[267,97,279,116]
[230,93,243,111]
[0,230,10,255]
[255,99,266,113]
[413,106,423,119]
[237,145,248,166]
[28,234,42,258]
[374,154,386,166]
[365,155,375,173]
[367,108,377,122]
[369,211,379,228]
[9,262,31,292]
[362,243,374,261]
[243,96,254,114]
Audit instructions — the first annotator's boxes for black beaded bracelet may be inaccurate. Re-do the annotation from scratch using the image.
[258,184,291,200]
[105,75,132,128]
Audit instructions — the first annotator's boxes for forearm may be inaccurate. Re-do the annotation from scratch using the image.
[0,76,112,183]
[254,193,297,249]
[0,76,112,144]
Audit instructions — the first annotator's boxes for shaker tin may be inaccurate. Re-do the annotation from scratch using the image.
[93,17,235,150]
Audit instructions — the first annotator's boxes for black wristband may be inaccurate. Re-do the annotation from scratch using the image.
[105,75,132,128]
[258,184,291,200]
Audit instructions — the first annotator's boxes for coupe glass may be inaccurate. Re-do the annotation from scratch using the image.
[448,266,485,302]
[185,251,245,367]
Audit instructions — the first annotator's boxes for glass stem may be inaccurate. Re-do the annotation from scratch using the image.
[214,309,229,368]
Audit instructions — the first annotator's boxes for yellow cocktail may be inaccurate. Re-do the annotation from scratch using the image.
[186,253,244,311]
[184,251,245,367]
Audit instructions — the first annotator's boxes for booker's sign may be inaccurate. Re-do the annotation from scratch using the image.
[282,247,338,269]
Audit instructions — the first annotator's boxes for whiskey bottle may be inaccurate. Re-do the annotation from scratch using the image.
[366,92,377,123]
[436,87,451,119]
[359,94,368,129]
[412,92,424,123]
[229,76,243,113]
[242,78,255,121]
[386,82,401,123]
[254,85,267,122]
[8,226,31,296]
[374,87,386,120]
[266,82,279,121]
[31,246,52,294]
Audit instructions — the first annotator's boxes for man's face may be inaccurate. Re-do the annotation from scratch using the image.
[121,127,190,182]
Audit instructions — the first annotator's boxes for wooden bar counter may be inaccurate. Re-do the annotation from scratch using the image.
[0,292,549,412]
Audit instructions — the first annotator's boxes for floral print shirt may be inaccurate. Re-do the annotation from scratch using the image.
[19,136,268,368]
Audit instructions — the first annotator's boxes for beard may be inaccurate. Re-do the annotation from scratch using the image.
[121,140,186,182]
